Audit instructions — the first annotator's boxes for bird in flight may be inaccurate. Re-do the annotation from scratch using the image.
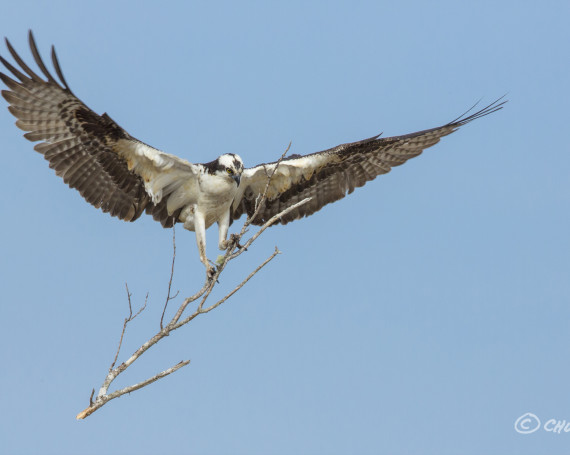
[1,32,505,277]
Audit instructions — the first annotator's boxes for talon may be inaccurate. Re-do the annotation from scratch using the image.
[230,233,246,251]
[206,265,216,280]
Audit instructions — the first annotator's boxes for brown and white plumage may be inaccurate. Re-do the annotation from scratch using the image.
[1,31,505,275]
[234,102,504,225]
[0,32,200,228]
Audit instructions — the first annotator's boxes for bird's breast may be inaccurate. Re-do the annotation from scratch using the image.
[198,174,236,196]
[196,174,238,227]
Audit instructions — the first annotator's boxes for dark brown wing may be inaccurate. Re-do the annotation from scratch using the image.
[233,98,505,225]
[0,31,193,227]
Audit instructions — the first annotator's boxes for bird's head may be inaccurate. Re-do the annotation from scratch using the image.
[215,153,244,186]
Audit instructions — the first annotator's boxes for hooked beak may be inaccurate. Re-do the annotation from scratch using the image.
[232,174,241,186]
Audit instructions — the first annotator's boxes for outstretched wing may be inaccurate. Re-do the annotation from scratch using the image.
[0,31,197,227]
[232,98,505,225]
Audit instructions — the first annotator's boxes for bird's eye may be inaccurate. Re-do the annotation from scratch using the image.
[226,168,233,175]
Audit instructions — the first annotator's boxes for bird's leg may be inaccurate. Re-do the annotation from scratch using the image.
[193,212,215,278]
[218,211,246,251]
[217,210,232,251]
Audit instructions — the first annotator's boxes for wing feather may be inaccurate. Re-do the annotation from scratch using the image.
[234,98,505,225]
[1,31,197,225]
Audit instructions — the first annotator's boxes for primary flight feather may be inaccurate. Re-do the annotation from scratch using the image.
[0,31,505,276]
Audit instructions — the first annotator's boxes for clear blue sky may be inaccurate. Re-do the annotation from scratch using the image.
[0,1,568,454]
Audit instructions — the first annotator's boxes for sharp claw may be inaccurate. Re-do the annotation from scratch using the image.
[229,233,247,251]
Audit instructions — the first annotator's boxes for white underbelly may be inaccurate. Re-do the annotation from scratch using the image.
[179,195,233,231]
[175,172,238,231]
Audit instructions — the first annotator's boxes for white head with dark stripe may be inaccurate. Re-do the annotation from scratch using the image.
[204,153,244,186]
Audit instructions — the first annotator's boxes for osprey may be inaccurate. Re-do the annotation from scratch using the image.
[1,32,504,276]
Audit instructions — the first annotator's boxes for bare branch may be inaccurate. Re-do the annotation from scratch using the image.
[126,283,133,317]
[239,141,291,235]
[230,197,311,260]
[76,143,308,419]
[76,360,190,420]
[160,227,178,329]
[168,280,212,327]
[200,247,280,314]
[110,318,129,373]
[133,293,148,320]
[109,285,148,372]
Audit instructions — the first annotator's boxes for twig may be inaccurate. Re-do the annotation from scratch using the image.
[109,285,148,371]
[160,227,179,329]
[230,197,310,260]
[239,142,291,235]
[171,246,281,329]
[200,247,280,314]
